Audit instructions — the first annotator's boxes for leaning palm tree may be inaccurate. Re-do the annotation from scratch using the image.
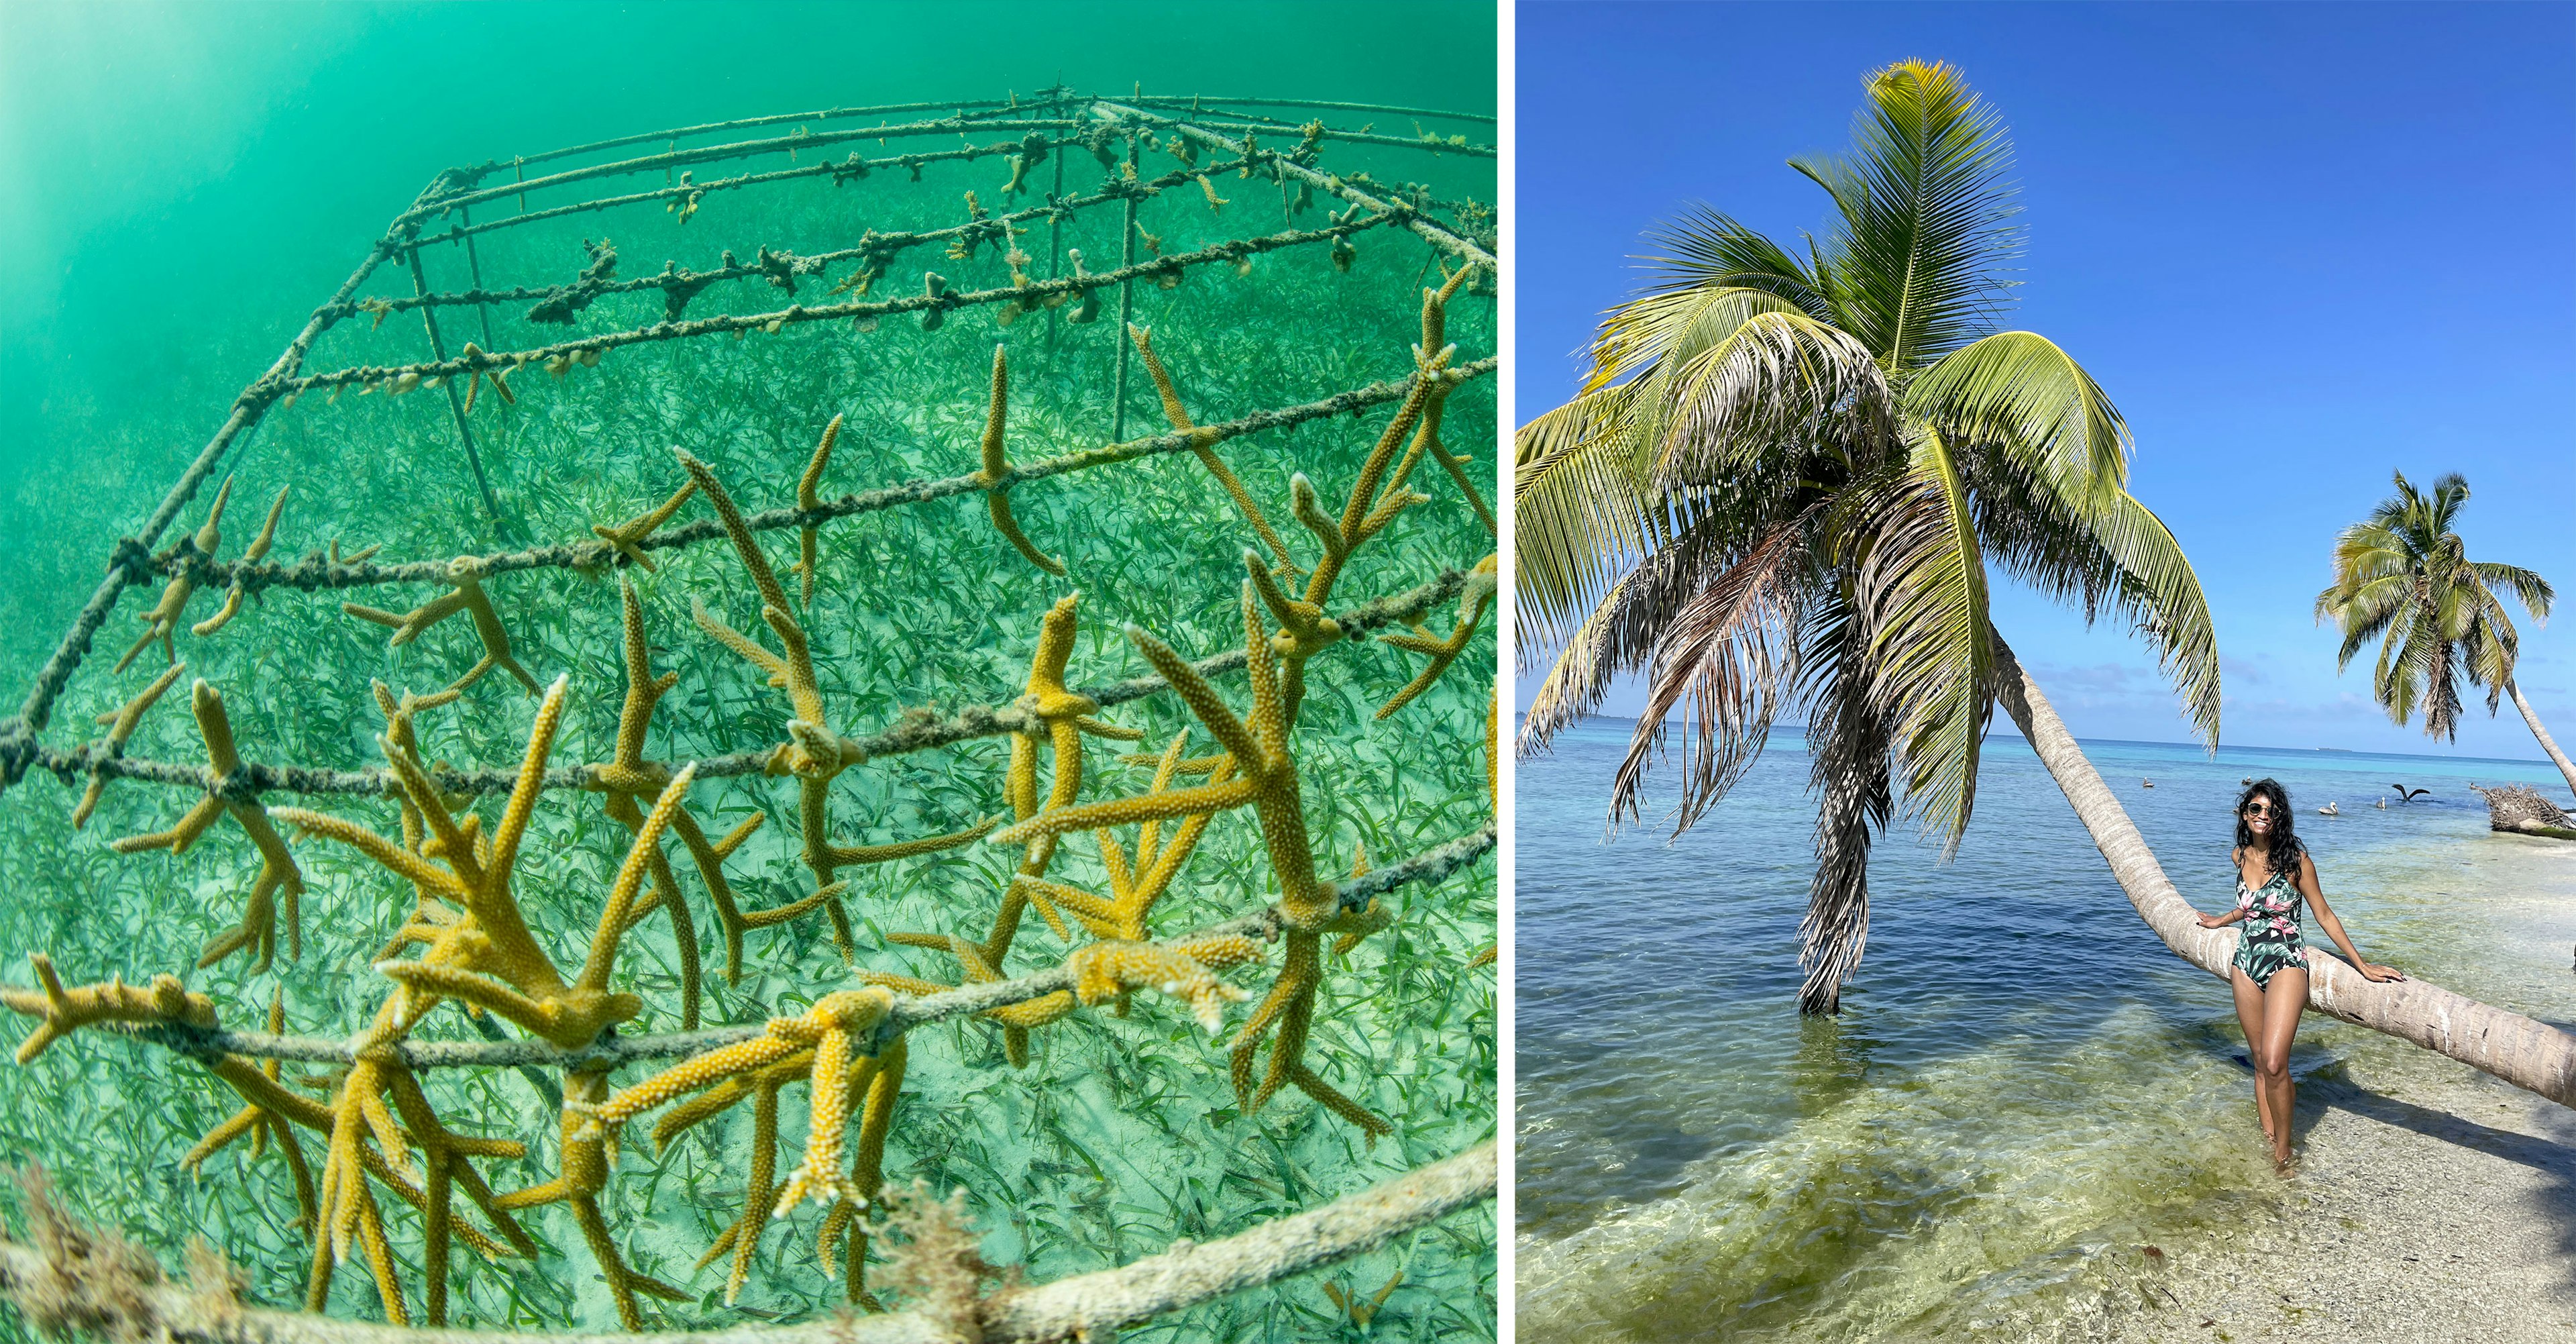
[2314,471,2573,796]
[1515,58,2219,1013]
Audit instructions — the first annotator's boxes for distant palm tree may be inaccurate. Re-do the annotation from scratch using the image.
[1515,60,2218,1013]
[2315,471,2573,795]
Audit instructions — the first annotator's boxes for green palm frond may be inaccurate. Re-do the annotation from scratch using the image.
[1584,284,1819,396]
[2088,493,2222,745]
[1607,518,1817,832]
[2324,574,2412,668]
[1649,309,1893,489]
[1906,330,2129,502]
[1851,427,1992,854]
[1514,382,1655,648]
[2470,560,2553,621]
[1789,58,2021,371]
[1957,450,2220,749]
[1519,506,1748,749]
[1634,206,1836,323]
[2373,619,2424,727]
[2464,588,2521,713]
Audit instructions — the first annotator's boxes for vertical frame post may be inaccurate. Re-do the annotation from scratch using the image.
[1112,132,1139,442]
[458,205,496,348]
[405,244,506,529]
[1046,134,1065,350]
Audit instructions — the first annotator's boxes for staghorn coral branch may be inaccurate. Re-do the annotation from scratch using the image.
[19,824,1491,1073]
[24,569,1475,800]
[0,1141,1494,1344]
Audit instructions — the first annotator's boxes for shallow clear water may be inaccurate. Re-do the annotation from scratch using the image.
[1515,718,2574,1341]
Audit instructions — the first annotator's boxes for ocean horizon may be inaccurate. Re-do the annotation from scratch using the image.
[1529,713,2567,775]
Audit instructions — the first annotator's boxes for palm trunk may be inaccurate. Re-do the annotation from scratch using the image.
[2506,677,2576,800]
[1992,636,2576,1109]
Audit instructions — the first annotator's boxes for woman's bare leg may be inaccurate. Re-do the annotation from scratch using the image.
[2253,964,2309,1168]
[2230,966,2275,1145]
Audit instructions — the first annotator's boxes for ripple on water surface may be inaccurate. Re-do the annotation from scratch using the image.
[1515,720,2574,1341]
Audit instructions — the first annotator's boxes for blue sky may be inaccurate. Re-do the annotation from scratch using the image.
[1516,0,2576,762]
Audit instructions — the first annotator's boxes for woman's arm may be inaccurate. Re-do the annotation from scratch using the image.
[2196,846,2253,929]
[2298,851,2406,982]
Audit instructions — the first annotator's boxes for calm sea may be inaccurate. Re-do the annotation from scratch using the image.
[1515,717,2575,1341]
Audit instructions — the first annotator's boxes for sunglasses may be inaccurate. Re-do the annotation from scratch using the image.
[2242,802,2276,818]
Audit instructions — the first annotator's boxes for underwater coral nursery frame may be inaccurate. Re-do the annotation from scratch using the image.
[0,86,1498,1338]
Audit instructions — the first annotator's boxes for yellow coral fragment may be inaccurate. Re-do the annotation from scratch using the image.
[1128,324,1298,576]
[192,484,288,638]
[974,346,1067,575]
[791,413,842,606]
[1374,553,1496,719]
[1064,940,1249,1033]
[109,680,306,970]
[72,661,185,829]
[994,583,1337,929]
[274,677,699,1327]
[678,446,996,960]
[584,990,896,1283]
[590,480,696,572]
[456,342,515,413]
[341,556,541,696]
[1231,930,1390,1142]
[117,476,233,673]
[0,953,215,1065]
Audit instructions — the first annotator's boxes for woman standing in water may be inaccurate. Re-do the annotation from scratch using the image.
[2196,778,2406,1169]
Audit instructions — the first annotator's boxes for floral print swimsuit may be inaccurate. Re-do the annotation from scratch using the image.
[2233,866,2309,989]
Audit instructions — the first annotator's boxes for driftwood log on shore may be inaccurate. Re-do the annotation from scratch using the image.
[2468,784,2576,841]
[1994,637,2576,1109]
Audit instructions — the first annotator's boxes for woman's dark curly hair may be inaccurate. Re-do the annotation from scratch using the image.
[2233,777,2306,880]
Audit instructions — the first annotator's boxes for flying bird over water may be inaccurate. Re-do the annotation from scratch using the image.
[2389,784,2434,801]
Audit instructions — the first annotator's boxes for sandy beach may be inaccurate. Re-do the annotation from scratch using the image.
[2103,835,2576,1344]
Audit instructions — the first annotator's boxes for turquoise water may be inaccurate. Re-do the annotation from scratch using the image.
[0,4,1496,1337]
[1515,719,2574,1340]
